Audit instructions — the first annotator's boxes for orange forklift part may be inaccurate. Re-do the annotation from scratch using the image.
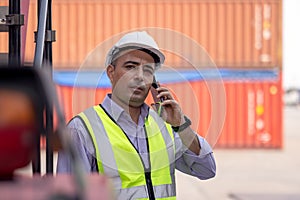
[0,90,38,180]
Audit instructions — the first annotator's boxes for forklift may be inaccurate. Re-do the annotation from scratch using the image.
[0,1,113,199]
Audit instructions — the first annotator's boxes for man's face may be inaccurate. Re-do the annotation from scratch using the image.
[107,49,156,108]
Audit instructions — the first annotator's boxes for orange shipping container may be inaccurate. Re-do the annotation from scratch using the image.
[55,69,283,148]
[0,0,282,69]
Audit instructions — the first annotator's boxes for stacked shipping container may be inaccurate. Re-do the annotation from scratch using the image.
[55,68,282,148]
[0,0,283,148]
[1,0,282,68]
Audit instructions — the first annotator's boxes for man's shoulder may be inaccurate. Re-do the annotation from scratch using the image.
[68,105,97,126]
[67,115,85,128]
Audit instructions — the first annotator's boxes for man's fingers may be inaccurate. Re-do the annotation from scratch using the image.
[160,99,178,107]
[157,91,173,101]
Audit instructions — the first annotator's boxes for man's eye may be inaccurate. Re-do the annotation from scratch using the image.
[125,65,135,70]
[144,69,154,75]
[143,65,155,74]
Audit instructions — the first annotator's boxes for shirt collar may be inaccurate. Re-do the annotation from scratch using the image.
[101,94,150,123]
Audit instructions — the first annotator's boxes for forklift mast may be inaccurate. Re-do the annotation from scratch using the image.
[0,0,56,175]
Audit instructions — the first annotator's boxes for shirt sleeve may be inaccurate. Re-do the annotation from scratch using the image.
[56,117,97,173]
[174,132,216,180]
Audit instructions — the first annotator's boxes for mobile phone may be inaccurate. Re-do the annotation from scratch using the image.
[151,76,159,89]
[151,76,163,116]
[151,76,164,102]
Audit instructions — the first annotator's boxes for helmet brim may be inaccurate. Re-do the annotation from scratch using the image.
[105,43,165,68]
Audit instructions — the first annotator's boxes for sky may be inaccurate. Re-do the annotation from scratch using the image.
[283,0,300,89]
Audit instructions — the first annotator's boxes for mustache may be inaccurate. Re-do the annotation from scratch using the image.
[128,83,148,90]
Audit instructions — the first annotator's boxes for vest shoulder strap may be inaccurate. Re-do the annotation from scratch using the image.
[77,107,104,173]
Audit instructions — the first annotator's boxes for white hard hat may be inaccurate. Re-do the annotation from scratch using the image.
[105,31,165,67]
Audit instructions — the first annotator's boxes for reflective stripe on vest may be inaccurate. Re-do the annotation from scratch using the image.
[78,105,176,199]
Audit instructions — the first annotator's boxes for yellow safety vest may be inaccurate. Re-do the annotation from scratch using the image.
[77,105,176,200]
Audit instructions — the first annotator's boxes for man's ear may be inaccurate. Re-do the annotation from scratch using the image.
[106,64,115,83]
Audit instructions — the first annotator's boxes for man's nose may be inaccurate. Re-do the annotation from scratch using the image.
[134,66,144,80]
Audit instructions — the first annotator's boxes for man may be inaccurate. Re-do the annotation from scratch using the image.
[57,31,216,199]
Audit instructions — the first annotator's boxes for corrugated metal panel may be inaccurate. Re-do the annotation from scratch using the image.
[7,0,281,68]
[215,74,283,148]
[56,71,283,148]
[57,86,111,121]
[23,0,36,63]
